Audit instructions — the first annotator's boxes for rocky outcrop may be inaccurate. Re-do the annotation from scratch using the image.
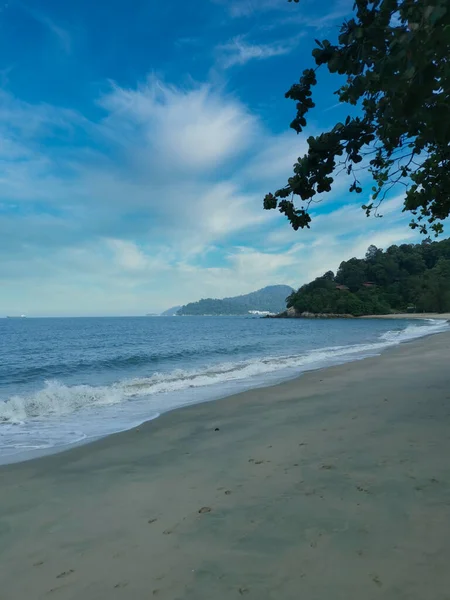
[267,307,355,319]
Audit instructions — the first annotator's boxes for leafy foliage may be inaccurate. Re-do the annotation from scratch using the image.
[287,238,450,315]
[178,285,294,316]
[265,0,450,236]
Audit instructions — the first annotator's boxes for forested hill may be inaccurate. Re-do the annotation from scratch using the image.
[287,239,450,317]
[177,285,293,316]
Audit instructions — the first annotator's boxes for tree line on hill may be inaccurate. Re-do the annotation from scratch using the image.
[287,238,450,317]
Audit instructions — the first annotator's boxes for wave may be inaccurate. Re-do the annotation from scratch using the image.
[1,318,448,425]
[6,341,264,384]
[0,381,126,424]
[379,319,449,343]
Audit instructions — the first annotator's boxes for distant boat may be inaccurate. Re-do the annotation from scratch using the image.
[6,315,26,318]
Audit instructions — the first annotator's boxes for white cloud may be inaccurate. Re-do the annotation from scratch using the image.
[99,79,257,172]
[241,131,309,183]
[212,0,286,18]
[36,14,72,53]
[217,35,301,68]
[261,198,418,289]
[229,246,297,275]
[304,0,354,30]
[271,0,354,31]
[106,240,149,271]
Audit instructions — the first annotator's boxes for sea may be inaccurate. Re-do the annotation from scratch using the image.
[0,316,448,464]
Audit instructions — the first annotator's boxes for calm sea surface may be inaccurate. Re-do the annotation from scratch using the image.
[0,316,447,463]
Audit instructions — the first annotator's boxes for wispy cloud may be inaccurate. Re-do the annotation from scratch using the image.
[0,65,14,88]
[282,0,354,30]
[99,78,258,172]
[21,5,72,53]
[212,0,287,18]
[217,34,301,68]
[215,0,353,31]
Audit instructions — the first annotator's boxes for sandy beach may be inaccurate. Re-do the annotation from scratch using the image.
[1,332,450,600]
[363,313,450,319]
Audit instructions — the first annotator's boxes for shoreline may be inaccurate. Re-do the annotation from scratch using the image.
[361,312,450,320]
[1,332,450,598]
[2,318,449,466]
[269,311,450,320]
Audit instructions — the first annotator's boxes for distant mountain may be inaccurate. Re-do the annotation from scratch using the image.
[177,285,294,316]
[160,306,182,316]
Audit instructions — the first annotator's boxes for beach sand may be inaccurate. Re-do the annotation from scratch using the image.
[1,333,450,600]
[363,313,450,319]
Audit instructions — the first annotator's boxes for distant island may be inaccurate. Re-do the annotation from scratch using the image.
[175,285,293,316]
[275,239,450,318]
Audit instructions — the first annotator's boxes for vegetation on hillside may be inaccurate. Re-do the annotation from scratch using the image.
[178,285,293,316]
[287,238,450,316]
[264,0,450,236]
[178,299,245,316]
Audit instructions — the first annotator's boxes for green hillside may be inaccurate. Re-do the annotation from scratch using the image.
[287,239,450,317]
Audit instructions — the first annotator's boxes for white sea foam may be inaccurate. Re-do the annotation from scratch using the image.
[379,319,449,343]
[0,380,124,424]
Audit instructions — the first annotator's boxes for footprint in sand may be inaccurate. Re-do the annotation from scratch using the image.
[371,574,382,587]
[56,570,74,579]
[198,507,212,514]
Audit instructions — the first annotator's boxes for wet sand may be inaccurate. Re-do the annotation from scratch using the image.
[1,332,450,600]
[363,313,450,319]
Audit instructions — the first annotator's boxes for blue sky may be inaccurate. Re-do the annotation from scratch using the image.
[0,0,419,316]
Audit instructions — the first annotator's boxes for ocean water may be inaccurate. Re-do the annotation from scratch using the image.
[0,316,448,464]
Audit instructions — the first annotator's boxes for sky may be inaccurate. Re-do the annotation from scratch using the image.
[0,0,421,316]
